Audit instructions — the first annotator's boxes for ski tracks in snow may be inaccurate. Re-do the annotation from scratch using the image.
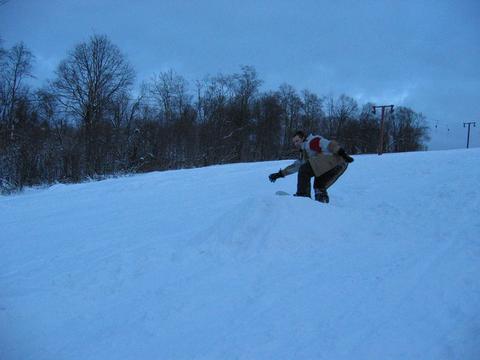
[1,150,480,360]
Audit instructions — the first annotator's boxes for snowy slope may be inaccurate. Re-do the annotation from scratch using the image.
[1,149,480,360]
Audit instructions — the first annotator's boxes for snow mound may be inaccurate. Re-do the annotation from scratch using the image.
[1,149,479,359]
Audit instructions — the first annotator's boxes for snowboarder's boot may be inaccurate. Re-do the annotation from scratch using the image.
[293,192,311,198]
[314,188,329,203]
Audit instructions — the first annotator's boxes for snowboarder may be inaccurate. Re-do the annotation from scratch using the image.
[268,130,354,203]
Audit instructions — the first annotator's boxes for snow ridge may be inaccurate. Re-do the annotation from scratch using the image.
[1,149,480,359]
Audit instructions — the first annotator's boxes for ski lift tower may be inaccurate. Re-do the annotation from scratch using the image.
[372,105,394,155]
[463,122,476,148]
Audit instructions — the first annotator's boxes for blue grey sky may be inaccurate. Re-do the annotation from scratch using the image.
[1,0,479,149]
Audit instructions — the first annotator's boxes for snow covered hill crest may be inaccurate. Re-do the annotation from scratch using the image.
[1,149,480,360]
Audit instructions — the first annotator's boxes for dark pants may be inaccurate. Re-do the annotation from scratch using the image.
[296,161,347,197]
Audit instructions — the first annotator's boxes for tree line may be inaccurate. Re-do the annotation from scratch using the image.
[0,35,430,193]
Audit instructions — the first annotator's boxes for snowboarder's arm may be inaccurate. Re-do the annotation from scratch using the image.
[269,170,284,182]
[310,137,354,163]
[269,159,303,182]
[337,148,354,163]
[309,137,340,154]
[281,160,302,176]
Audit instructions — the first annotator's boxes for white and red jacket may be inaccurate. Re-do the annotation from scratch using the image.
[281,134,343,177]
[302,134,335,155]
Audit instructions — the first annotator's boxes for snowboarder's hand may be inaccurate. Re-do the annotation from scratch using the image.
[269,170,284,183]
[338,148,354,163]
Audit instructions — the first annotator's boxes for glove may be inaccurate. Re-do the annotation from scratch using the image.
[338,148,354,163]
[269,170,284,183]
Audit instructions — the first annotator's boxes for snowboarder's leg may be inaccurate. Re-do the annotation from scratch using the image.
[313,163,348,202]
[296,162,315,198]
[314,188,330,203]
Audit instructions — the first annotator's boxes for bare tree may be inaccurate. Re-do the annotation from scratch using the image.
[387,107,430,152]
[196,73,235,164]
[325,94,358,140]
[0,42,34,136]
[52,34,135,175]
[230,65,262,161]
[355,103,379,153]
[301,89,324,134]
[149,69,190,124]
[253,92,282,160]
[0,41,35,191]
[277,83,302,152]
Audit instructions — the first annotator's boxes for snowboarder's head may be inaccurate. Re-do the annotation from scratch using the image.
[292,130,306,149]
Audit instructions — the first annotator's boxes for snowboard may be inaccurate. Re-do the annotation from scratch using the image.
[275,191,328,203]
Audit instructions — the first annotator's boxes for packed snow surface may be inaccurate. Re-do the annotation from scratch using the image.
[1,149,480,359]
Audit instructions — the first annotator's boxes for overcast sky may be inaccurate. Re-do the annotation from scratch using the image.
[1,0,479,149]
